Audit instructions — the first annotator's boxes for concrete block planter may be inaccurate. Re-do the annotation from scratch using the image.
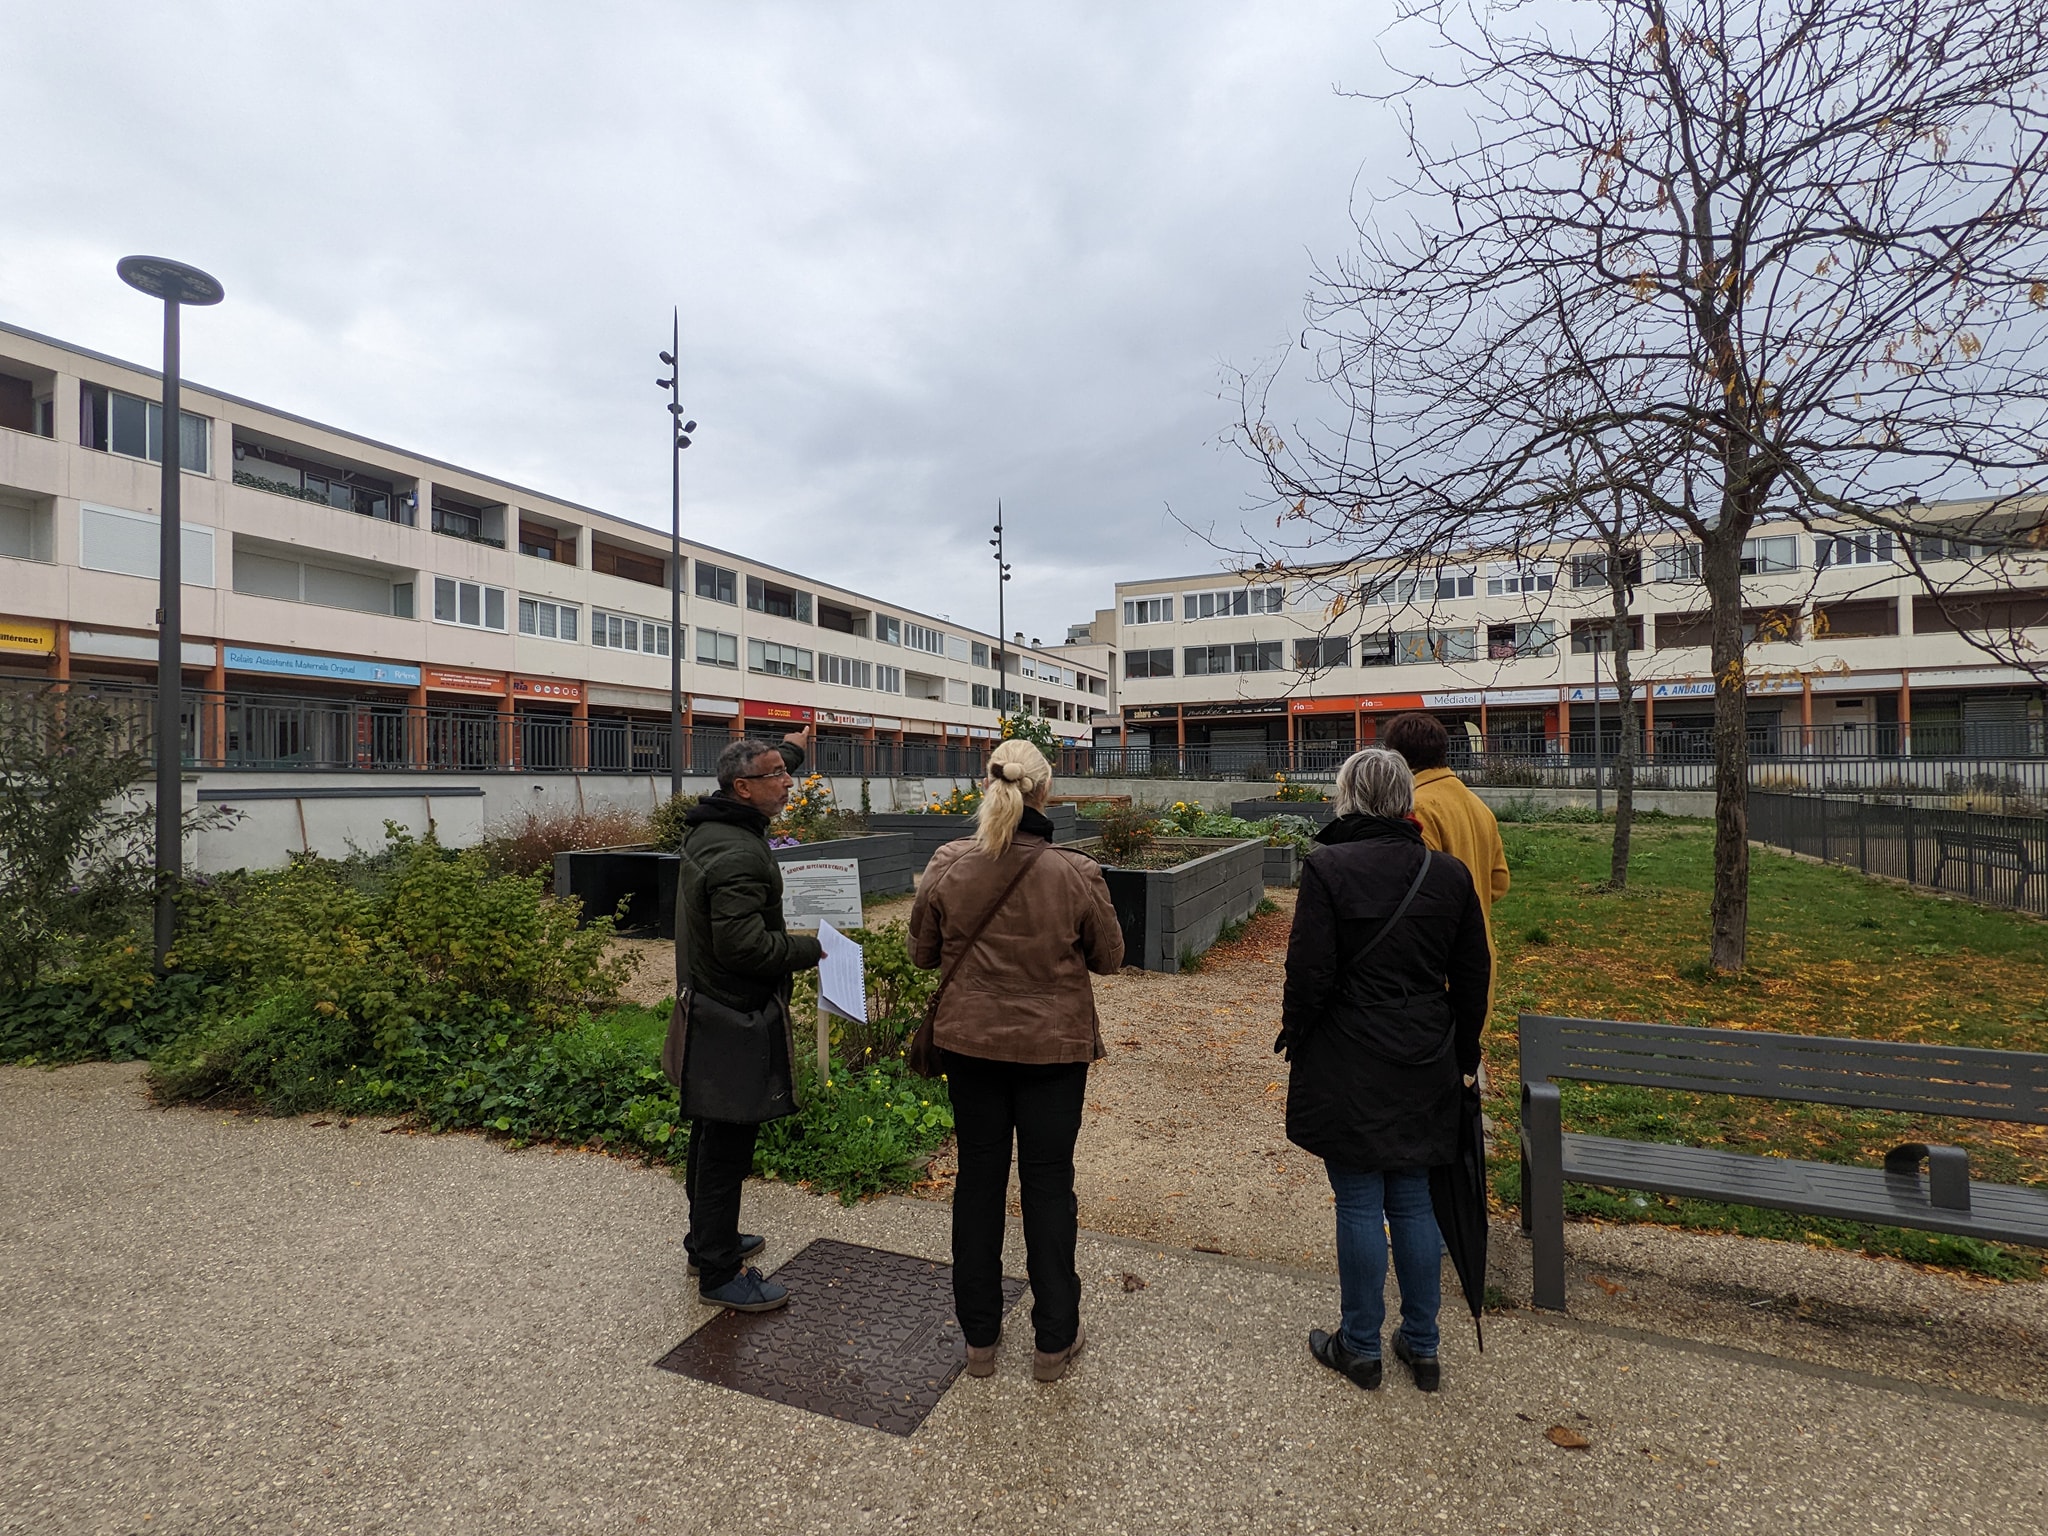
[1262,844,1300,887]
[555,832,913,940]
[868,803,1080,872]
[1071,836,1266,973]
[1230,797,1335,827]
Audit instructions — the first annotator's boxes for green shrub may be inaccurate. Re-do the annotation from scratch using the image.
[1095,804,1158,865]
[150,987,372,1116]
[792,920,938,1066]
[755,1056,954,1203]
[649,793,700,853]
[997,713,1061,761]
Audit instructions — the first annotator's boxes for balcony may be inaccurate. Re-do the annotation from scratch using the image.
[591,535,666,587]
[431,493,505,548]
[232,435,416,525]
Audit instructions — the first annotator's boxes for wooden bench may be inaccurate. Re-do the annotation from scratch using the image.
[1518,1013,2048,1311]
[1931,827,2035,901]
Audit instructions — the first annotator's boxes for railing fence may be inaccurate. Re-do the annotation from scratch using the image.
[1748,791,2048,918]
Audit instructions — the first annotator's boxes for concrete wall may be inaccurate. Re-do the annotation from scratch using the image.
[1056,775,1714,820]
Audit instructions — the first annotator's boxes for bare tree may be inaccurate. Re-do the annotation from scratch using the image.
[1239,0,2048,969]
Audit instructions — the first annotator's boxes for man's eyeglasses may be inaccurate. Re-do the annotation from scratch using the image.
[735,767,793,783]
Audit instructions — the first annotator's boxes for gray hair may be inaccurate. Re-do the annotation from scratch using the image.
[1334,748,1414,819]
[715,735,782,791]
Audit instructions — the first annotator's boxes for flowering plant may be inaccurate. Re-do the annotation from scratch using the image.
[1271,772,1328,804]
[910,784,983,816]
[998,713,1061,762]
[770,774,866,844]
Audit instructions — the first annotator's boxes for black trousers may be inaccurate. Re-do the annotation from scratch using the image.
[944,1050,1089,1354]
[684,1115,760,1292]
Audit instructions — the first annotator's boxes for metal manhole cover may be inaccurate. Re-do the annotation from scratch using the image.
[653,1238,1027,1436]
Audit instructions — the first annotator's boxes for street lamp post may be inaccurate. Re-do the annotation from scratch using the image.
[117,255,224,970]
[656,312,696,800]
[989,502,1012,723]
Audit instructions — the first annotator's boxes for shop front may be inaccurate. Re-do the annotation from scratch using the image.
[1183,699,1287,776]
[222,646,425,770]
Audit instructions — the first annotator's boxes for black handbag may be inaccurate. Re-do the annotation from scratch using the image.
[663,855,797,1126]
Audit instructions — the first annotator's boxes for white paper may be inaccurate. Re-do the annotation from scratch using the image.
[816,919,868,1023]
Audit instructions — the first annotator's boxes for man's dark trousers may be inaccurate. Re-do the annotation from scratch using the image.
[684,1116,760,1292]
[944,1051,1089,1354]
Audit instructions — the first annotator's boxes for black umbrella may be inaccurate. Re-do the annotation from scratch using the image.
[1429,1081,1489,1351]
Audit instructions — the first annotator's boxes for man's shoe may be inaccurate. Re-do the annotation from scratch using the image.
[699,1266,788,1313]
[1032,1323,1086,1383]
[1309,1328,1382,1391]
[686,1234,766,1276]
[1392,1333,1440,1392]
[963,1339,1000,1378]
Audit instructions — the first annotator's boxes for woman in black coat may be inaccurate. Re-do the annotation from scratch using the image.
[1277,747,1493,1393]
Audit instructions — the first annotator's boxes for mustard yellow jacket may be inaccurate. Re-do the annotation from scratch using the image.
[1411,767,1510,948]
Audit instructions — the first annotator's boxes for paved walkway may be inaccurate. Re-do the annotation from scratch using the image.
[5,1064,2043,1535]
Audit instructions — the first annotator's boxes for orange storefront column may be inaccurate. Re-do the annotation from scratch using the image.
[503,675,519,770]
[205,642,226,766]
[1898,673,1913,757]
[571,695,590,771]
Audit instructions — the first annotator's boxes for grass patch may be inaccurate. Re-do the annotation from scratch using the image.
[1486,820,2048,1279]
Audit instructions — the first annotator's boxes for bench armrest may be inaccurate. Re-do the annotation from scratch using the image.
[1884,1142,1972,1211]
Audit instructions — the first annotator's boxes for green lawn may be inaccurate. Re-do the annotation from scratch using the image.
[1485,819,2048,1278]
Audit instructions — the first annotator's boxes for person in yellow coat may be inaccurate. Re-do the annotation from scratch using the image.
[1379,714,1510,956]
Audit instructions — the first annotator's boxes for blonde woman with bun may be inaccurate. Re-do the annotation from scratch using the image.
[909,738,1123,1383]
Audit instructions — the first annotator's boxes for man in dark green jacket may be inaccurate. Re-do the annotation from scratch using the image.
[676,729,821,1312]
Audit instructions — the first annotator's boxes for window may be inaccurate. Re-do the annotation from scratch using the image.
[972,683,991,708]
[591,538,663,584]
[1233,641,1284,672]
[1294,636,1350,668]
[1394,628,1477,664]
[1362,569,1474,605]
[820,653,871,688]
[695,562,737,604]
[518,596,580,641]
[518,520,575,563]
[696,628,738,668]
[818,599,863,636]
[432,495,503,548]
[1123,596,1173,625]
[1568,617,1645,653]
[1183,644,1230,676]
[875,615,901,645]
[1357,631,1396,667]
[947,678,972,705]
[434,577,508,631]
[1653,544,1703,582]
[746,574,812,622]
[1912,533,2000,562]
[1811,598,1899,638]
[591,607,669,654]
[971,641,990,668]
[1815,531,1894,568]
[1181,585,1286,620]
[876,664,902,693]
[1570,551,1642,588]
[903,622,946,655]
[748,639,813,679]
[1485,620,1558,659]
[1485,562,1554,597]
[1740,535,1798,575]
[1125,648,1174,679]
[78,384,212,473]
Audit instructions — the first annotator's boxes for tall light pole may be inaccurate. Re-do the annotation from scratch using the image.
[656,312,696,799]
[989,501,1012,720]
[118,255,224,971]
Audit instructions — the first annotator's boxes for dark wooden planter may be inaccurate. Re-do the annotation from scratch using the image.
[869,803,1080,871]
[1229,797,1335,827]
[1262,844,1300,887]
[555,833,913,939]
[1070,836,1266,972]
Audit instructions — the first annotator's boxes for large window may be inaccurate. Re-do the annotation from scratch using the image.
[1816,531,1894,568]
[1485,620,1558,659]
[1182,585,1284,619]
[1653,544,1703,582]
[1233,641,1283,672]
[972,683,991,708]
[1740,535,1799,574]
[876,664,903,693]
[818,599,863,635]
[1123,596,1173,625]
[820,653,871,688]
[696,628,738,668]
[875,615,902,645]
[518,596,580,641]
[1485,562,1554,597]
[746,574,812,622]
[1125,648,1174,679]
[971,641,990,668]
[1295,636,1350,668]
[903,621,946,655]
[434,577,507,632]
[1362,569,1474,605]
[1570,551,1642,588]
[695,561,738,604]
[748,639,813,679]
[78,383,211,473]
[1394,628,1477,664]
[592,607,669,655]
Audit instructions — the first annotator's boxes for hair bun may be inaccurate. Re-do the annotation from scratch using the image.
[1001,761,1024,782]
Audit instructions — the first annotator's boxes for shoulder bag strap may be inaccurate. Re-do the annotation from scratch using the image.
[1354,848,1432,965]
[926,839,1047,1016]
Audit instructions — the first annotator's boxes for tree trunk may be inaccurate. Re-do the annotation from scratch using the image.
[1703,530,1751,972]
[1607,577,1637,891]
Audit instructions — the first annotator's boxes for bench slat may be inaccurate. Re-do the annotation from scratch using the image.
[1561,1133,2048,1247]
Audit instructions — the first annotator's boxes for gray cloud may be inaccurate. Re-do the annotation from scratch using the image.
[1,0,1393,641]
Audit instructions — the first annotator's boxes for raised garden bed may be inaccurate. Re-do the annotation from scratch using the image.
[869,804,1080,872]
[555,832,913,939]
[1230,797,1335,827]
[1070,836,1266,972]
[1263,844,1300,887]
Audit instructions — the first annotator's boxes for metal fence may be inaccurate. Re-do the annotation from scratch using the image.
[1748,791,2048,918]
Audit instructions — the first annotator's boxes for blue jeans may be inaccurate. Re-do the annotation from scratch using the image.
[1328,1166,1441,1360]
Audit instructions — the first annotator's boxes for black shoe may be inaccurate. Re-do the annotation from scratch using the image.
[1309,1329,1382,1391]
[1392,1333,1440,1392]
[686,1234,766,1275]
[698,1265,788,1313]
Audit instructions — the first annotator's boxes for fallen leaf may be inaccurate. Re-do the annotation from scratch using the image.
[310,1120,331,1128]
[1589,1274,1625,1297]
[1121,1272,1148,1293]
[1546,1426,1592,1451]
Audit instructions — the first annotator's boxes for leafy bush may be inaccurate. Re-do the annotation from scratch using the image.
[476,804,650,882]
[997,713,1061,761]
[1094,804,1158,865]
[1160,802,1317,850]
[792,920,939,1066]
[648,792,700,853]
[755,1055,954,1203]
[771,773,867,844]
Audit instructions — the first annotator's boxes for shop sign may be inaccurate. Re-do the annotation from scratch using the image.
[425,667,506,695]
[744,700,814,723]
[871,717,902,731]
[691,696,740,717]
[225,646,422,687]
[1565,685,1620,703]
[1184,698,1286,719]
[1484,688,1559,706]
[511,675,582,703]
[1289,695,1359,715]
[1123,705,1178,723]
[0,618,56,655]
[818,709,873,727]
[1814,671,1900,693]
[1354,693,1426,713]
[1648,677,1804,699]
[1420,691,1483,710]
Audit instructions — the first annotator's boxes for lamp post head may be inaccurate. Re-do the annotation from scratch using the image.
[117,255,224,306]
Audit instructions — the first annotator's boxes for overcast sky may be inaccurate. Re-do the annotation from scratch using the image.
[1,1,1405,644]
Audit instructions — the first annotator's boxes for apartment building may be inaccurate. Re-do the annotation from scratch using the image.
[0,322,1110,774]
[1107,519,2048,765]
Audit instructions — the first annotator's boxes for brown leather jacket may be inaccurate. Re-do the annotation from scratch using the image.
[908,812,1125,1064]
